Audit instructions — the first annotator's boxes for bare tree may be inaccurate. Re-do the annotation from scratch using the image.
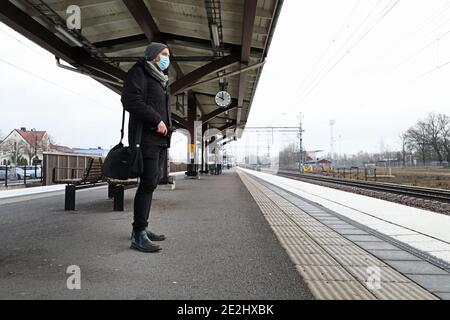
[47,134,58,146]
[400,112,450,166]
[399,133,408,167]
[405,121,429,165]
[1,140,29,165]
[21,142,34,164]
[438,113,450,163]
[424,113,444,164]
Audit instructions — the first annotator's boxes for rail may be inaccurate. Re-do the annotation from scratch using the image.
[277,169,450,203]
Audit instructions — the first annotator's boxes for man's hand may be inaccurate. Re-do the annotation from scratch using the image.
[156,121,168,136]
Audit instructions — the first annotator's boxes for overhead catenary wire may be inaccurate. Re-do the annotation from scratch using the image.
[363,1,450,74]
[295,0,385,102]
[331,0,364,43]
[416,1,450,36]
[294,0,362,97]
[389,28,450,73]
[416,58,450,79]
[0,58,116,112]
[409,1,450,36]
[381,2,450,75]
[297,0,401,104]
[0,26,119,111]
[0,28,49,59]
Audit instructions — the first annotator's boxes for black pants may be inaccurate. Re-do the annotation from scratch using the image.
[132,145,166,232]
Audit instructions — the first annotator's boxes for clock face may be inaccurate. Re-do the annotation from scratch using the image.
[215,91,232,108]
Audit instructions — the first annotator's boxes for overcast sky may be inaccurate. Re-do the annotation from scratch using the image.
[1,0,450,160]
[243,0,450,156]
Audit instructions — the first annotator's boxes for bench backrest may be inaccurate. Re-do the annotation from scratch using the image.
[82,157,104,183]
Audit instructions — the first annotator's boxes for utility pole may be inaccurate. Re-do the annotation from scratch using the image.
[256,138,260,166]
[267,131,271,167]
[298,113,305,173]
[330,120,335,164]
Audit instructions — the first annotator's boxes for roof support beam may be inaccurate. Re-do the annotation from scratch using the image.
[163,33,263,55]
[74,63,124,94]
[122,0,183,79]
[195,96,206,117]
[237,0,258,127]
[93,34,148,53]
[93,32,264,55]
[170,54,240,95]
[0,1,77,64]
[201,102,238,124]
[79,51,127,81]
[171,114,188,130]
[0,1,128,86]
[241,0,258,63]
[218,120,237,132]
[101,56,224,63]
[122,0,160,42]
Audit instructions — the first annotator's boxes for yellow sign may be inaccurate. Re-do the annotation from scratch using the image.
[189,144,196,155]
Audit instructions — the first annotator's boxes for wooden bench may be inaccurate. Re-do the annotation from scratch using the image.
[53,157,140,211]
[53,157,106,211]
[106,178,140,211]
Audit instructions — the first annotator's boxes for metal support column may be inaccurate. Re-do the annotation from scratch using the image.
[186,92,198,177]
[200,122,208,174]
[204,139,210,175]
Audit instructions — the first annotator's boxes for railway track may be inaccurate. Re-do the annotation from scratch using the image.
[277,170,450,204]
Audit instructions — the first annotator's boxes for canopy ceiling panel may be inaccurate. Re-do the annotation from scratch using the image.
[1,0,283,133]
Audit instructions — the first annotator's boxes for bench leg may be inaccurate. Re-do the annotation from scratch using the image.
[65,185,76,211]
[113,185,124,212]
[108,183,114,199]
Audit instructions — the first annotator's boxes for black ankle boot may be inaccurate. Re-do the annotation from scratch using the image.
[146,230,166,241]
[131,229,166,241]
[131,230,162,253]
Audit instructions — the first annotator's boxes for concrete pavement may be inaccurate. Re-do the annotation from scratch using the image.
[0,169,313,300]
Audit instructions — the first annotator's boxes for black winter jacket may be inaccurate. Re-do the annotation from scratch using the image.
[121,59,172,148]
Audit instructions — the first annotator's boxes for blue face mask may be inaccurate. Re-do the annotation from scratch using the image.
[156,55,170,71]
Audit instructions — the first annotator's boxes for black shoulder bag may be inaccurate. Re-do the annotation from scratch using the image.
[102,78,148,180]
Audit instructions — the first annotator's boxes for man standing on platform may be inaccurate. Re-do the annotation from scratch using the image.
[121,42,173,253]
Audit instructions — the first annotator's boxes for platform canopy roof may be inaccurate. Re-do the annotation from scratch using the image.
[0,0,283,133]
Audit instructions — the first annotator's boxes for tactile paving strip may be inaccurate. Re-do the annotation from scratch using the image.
[237,169,438,300]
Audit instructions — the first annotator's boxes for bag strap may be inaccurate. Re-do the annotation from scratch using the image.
[120,108,126,143]
[120,108,143,147]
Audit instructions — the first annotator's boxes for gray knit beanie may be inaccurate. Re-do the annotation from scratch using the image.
[144,42,168,61]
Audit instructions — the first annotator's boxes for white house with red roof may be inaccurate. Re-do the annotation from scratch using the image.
[0,127,71,165]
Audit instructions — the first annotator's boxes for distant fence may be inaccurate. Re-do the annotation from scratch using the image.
[0,164,43,188]
[43,153,189,186]
[43,152,99,186]
[170,162,187,173]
